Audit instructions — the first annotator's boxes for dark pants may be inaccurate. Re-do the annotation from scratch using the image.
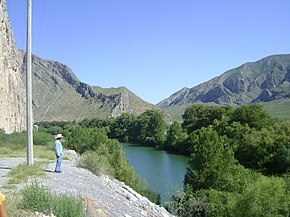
[55,155,62,172]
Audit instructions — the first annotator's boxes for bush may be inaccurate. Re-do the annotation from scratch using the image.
[0,132,26,150]
[234,176,290,217]
[21,182,52,213]
[33,132,54,146]
[78,151,114,176]
[21,182,88,217]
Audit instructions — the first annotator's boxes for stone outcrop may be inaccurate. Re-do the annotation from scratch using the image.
[16,51,155,122]
[0,0,26,133]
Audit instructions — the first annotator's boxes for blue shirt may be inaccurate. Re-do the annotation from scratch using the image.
[55,140,63,156]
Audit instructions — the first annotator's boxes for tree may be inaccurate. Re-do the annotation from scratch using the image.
[230,104,271,129]
[110,113,136,142]
[64,126,108,154]
[185,127,234,190]
[234,176,289,217]
[182,105,233,133]
[165,121,188,154]
[134,110,167,146]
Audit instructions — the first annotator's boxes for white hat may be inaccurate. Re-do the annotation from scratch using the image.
[55,134,63,139]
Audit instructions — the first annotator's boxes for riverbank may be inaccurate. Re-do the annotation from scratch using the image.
[0,156,173,217]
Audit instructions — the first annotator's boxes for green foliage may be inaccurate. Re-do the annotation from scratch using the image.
[0,131,26,150]
[21,182,52,213]
[7,162,46,185]
[78,151,114,176]
[21,181,88,217]
[71,127,160,203]
[134,109,167,146]
[167,185,237,217]
[164,121,188,154]
[109,113,136,142]
[64,125,109,154]
[230,122,290,174]
[230,104,271,129]
[36,104,290,214]
[33,131,54,146]
[185,127,234,190]
[234,176,289,217]
[182,104,233,133]
[169,103,290,216]
[170,174,290,217]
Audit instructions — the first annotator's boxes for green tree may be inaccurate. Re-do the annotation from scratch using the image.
[234,176,289,217]
[134,110,167,146]
[182,104,233,133]
[230,104,271,129]
[64,126,109,154]
[231,122,290,174]
[185,127,234,190]
[165,121,188,154]
[110,113,136,142]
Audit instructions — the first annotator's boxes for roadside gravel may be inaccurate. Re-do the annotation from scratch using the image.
[0,156,173,217]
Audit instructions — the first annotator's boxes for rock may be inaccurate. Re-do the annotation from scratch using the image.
[64,149,79,161]
[0,0,26,133]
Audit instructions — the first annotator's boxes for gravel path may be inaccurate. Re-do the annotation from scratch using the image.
[0,157,173,217]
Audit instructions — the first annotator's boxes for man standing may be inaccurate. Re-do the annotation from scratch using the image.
[54,134,63,173]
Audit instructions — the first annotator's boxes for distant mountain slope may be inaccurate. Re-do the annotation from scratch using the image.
[18,51,155,122]
[157,54,290,119]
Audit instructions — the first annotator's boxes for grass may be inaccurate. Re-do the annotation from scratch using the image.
[21,181,88,217]
[262,98,290,120]
[6,162,47,185]
[4,182,88,217]
[0,131,88,216]
[0,145,56,159]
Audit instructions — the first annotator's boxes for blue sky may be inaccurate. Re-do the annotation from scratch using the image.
[6,0,290,104]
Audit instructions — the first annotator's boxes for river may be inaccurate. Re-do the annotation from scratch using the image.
[121,143,188,203]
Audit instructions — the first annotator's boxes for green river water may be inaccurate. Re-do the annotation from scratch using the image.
[121,143,188,203]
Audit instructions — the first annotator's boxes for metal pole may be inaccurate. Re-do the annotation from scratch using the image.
[26,0,34,166]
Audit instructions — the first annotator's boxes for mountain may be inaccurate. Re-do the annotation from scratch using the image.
[0,0,26,133]
[17,51,156,123]
[157,54,290,119]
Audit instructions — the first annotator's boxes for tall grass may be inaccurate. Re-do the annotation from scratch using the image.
[0,131,55,159]
[21,182,88,217]
[7,162,46,185]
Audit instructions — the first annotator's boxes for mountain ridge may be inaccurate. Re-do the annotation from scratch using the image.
[17,50,156,123]
[157,54,290,111]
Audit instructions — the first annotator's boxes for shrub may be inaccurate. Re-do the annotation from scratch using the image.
[78,151,114,176]
[33,132,54,146]
[21,182,52,213]
[234,176,289,217]
[21,182,88,217]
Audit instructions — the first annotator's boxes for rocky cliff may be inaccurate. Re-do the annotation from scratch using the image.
[0,0,26,133]
[17,51,155,122]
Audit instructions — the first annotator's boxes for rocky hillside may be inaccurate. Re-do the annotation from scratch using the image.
[0,0,26,133]
[158,54,290,112]
[17,51,155,123]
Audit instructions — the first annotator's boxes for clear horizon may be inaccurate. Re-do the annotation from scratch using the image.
[6,0,290,104]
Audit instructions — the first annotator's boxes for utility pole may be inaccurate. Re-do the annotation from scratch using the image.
[26,0,34,166]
